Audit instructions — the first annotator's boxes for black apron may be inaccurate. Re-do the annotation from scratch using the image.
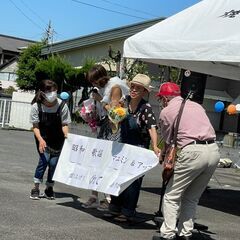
[35,101,65,154]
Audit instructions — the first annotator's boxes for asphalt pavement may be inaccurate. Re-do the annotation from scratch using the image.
[0,128,239,240]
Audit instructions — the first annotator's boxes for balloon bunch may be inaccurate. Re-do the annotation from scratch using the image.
[214,101,240,115]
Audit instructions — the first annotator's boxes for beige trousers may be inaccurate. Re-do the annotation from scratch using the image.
[160,143,220,239]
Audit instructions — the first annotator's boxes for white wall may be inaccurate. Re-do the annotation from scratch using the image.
[0,61,18,73]
[9,92,34,130]
[59,40,123,67]
[0,80,18,89]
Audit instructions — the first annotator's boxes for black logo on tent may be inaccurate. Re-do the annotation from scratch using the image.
[220,10,240,18]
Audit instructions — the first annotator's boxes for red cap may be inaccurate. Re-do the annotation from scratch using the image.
[156,82,180,97]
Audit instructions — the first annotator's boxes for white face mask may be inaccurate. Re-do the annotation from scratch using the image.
[44,91,57,103]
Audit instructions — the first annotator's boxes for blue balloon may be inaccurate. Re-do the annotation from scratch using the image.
[60,92,69,100]
[214,101,224,112]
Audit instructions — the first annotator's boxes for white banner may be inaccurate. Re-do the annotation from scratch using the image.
[53,133,159,196]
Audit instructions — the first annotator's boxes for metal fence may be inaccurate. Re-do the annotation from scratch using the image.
[0,99,11,128]
[0,99,32,129]
[0,98,95,136]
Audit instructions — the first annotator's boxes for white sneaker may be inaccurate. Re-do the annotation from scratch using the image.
[82,196,99,209]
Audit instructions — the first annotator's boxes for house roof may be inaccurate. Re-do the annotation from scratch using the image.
[0,56,17,71]
[41,17,164,55]
[0,34,35,53]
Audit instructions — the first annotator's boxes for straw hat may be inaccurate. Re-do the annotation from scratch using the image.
[130,74,152,92]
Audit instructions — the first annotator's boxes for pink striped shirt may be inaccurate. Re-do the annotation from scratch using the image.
[159,96,216,148]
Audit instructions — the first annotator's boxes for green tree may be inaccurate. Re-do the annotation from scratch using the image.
[35,55,73,91]
[17,42,94,95]
[124,59,148,80]
[35,56,94,93]
[35,56,95,113]
[16,42,95,118]
[16,42,44,91]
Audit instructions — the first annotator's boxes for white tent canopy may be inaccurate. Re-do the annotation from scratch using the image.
[123,0,240,80]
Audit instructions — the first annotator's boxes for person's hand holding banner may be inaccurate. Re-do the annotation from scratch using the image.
[53,134,159,196]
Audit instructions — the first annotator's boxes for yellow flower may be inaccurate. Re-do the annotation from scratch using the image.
[115,107,126,117]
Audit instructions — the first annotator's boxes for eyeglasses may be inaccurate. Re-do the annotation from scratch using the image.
[130,84,144,92]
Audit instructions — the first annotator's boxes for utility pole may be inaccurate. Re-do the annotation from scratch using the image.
[44,20,54,55]
[108,46,121,77]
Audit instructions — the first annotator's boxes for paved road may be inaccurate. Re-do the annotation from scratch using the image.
[0,129,239,240]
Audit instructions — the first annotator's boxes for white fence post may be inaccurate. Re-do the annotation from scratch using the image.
[1,99,7,128]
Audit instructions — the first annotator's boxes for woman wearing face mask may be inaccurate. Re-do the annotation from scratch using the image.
[29,79,71,200]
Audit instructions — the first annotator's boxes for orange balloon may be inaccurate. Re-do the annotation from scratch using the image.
[227,104,237,115]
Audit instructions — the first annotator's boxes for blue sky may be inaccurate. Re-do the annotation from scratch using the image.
[1,0,200,42]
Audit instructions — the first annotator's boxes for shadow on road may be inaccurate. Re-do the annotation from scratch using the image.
[141,187,240,217]
[55,192,80,202]
[56,196,156,230]
[55,193,218,240]
[199,188,240,217]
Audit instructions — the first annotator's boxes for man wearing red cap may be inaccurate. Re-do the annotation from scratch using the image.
[155,82,220,240]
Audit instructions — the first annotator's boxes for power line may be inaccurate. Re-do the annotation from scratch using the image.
[20,0,48,26]
[9,0,66,42]
[70,0,147,20]
[98,0,158,18]
[9,0,45,31]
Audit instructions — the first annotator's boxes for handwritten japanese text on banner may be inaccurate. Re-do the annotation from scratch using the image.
[53,133,159,196]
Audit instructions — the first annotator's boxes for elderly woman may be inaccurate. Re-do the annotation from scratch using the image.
[108,74,160,221]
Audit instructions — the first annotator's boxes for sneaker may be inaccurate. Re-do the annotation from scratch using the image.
[30,188,40,200]
[44,187,55,200]
[82,196,99,209]
[97,199,110,212]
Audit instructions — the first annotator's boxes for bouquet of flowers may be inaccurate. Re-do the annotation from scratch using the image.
[79,98,98,132]
[108,106,128,133]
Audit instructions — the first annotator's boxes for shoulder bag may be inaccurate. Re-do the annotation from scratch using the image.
[162,98,187,182]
